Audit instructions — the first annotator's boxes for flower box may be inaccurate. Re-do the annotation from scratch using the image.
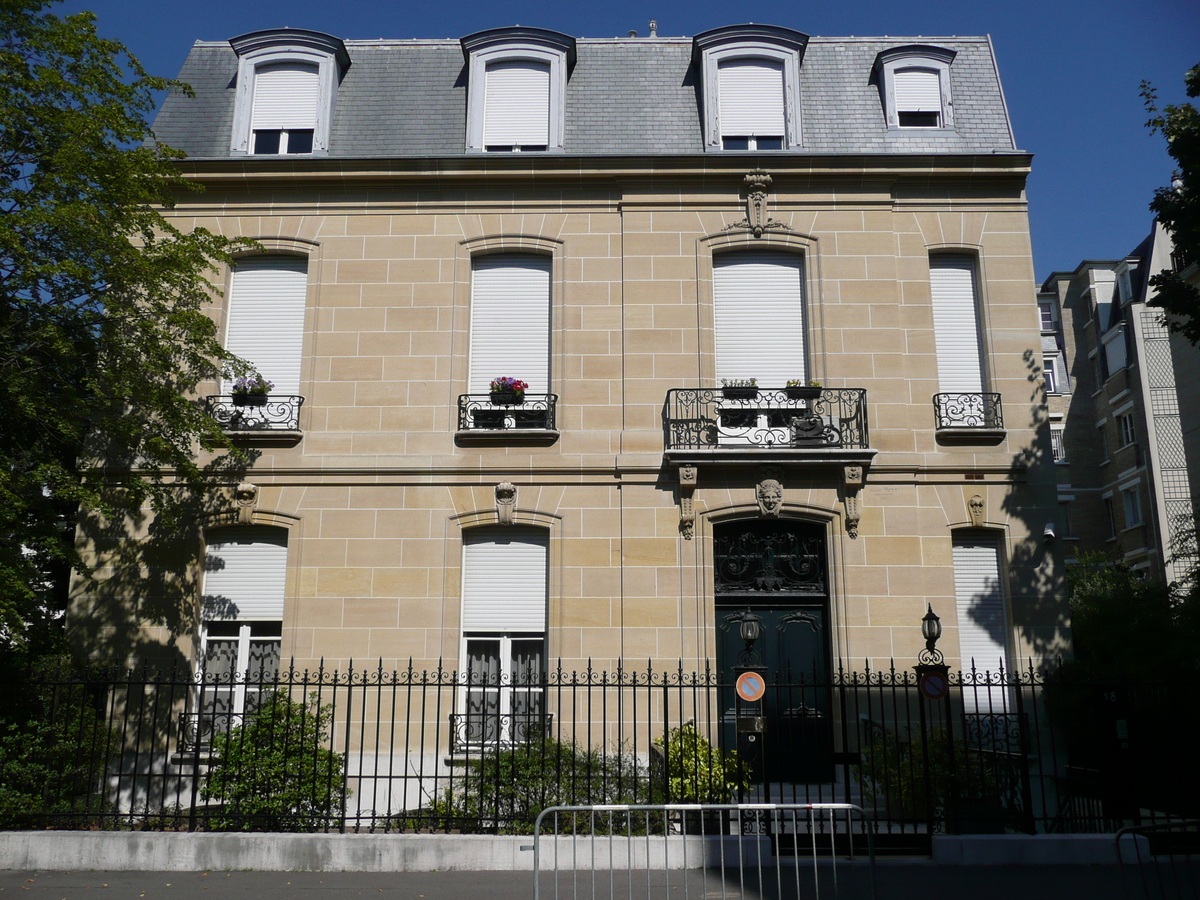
[721,386,759,400]
[232,393,269,407]
[489,390,524,406]
[786,386,822,401]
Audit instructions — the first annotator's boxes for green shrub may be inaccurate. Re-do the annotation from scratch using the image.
[201,691,347,832]
[855,726,998,818]
[653,723,749,803]
[414,737,646,834]
[0,660,117,829]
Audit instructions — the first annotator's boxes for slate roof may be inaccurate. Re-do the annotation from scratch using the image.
[151,33,1017,159]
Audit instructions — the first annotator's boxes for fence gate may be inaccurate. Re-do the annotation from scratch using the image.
[531,803,875,900]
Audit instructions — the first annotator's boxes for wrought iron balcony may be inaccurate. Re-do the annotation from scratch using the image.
[205,394,304,432]
[457,393,558,432]
[449,711,553,753]
[933,392,1004,430]
[664,387,869,451]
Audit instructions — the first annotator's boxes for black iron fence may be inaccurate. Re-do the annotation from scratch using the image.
[457,393,558,432]
[204,394,304,431]
[664,388,869,450]
[1,659,1196,839]
[932,392,1004,430]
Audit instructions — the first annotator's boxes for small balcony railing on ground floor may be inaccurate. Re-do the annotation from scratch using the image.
[205,394,304,431]
[932,392,1004,430]
[664,387,869,450]
[457,393,558,432]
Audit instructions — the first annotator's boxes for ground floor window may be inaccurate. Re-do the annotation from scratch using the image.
[196,620,282,742]
[458,633,546,748]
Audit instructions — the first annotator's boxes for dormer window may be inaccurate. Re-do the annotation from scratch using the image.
[874,45,956,131]
[462,27,576,154]
[693,24,808,153]
[484,60,551,152]
[228,29,350,156]
[717,59,785,150]
[250,62,318,154]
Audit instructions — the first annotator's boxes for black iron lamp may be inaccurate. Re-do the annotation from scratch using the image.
[722,606,764,666]
[918,603,945,667]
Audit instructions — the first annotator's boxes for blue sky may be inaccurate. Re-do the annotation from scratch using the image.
[61,0,1199,283]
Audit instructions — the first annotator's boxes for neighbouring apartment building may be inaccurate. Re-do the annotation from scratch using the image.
[70,23,1064,716]
[1039,223,1200,582]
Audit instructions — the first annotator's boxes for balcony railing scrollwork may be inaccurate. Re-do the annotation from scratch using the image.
[205,394,304,432]
[457,393,558,432]
[933,392,1004,430]
[448,711,553,753]
[664,387,869,450]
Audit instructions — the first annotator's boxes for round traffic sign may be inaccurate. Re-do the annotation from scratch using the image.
[919,672,949,701]
[736,671,766,703]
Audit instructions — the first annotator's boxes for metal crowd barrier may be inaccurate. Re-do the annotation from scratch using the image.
[1117,821,1200,900]
[531,802,875,900]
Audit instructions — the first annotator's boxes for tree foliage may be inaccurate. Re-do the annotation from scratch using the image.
[1061,552,1200,678]
[0,0,251,651]
[0,656,117,828]
[201,691,347,832]
[1142,63,1200,343]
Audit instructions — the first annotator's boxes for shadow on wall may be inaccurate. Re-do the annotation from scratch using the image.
[66,452,257,670]
[990,348,1070,667]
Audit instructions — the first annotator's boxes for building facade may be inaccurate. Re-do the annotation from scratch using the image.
[1039,223,1199,582]
[70,24,1064,707]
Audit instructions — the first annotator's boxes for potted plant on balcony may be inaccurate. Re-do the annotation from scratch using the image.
[489,376,528,405]
[231,374,274,407]
[786,379,822,401]
[721,378,758,400]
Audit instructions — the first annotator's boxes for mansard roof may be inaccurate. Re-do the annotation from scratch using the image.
[151,30,1018,159]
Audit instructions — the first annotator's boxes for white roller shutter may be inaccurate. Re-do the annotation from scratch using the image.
[713,253,805,385]
[223,257,307,394]
[483,60,550,147]
[894,68,942,112]
[469,255,551,393]
[718,58,785,137]
[462,527,548,633]
[203,527,288,620]
[251,63,320,130]
[930,256,984,394]
[952,533,1010,711]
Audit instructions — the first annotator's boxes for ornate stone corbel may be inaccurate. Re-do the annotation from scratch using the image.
[842,465,864,539]
[495,482,516,525]
[721,169,795,238]
[756,465,783,517]
[234,481,259,525]
[678,465,697,539]
[968,493,985,528]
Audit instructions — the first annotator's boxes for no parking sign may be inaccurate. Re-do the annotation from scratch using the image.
[736,670,766,703]
[919,671,949,701]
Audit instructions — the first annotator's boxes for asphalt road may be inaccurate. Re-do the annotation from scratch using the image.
[0,864,1149,900]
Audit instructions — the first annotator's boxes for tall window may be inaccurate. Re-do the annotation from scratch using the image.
[717,59,785,150]
[929,255,984,394]
[459,527,548,746]
[468,254,551,394]
[199,527,287,738]
[1050,426,1066,463]
[712,252,805,384]
[250,62,319,154]
[1038,299,1058,332]
[952,533,1009,712]
[483,60,551,151]
[1122,486,1144,527]
[223,257,308,395]
[1117,411,1137,448]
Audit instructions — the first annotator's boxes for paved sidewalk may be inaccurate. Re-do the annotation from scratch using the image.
[0,864,1135,900]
